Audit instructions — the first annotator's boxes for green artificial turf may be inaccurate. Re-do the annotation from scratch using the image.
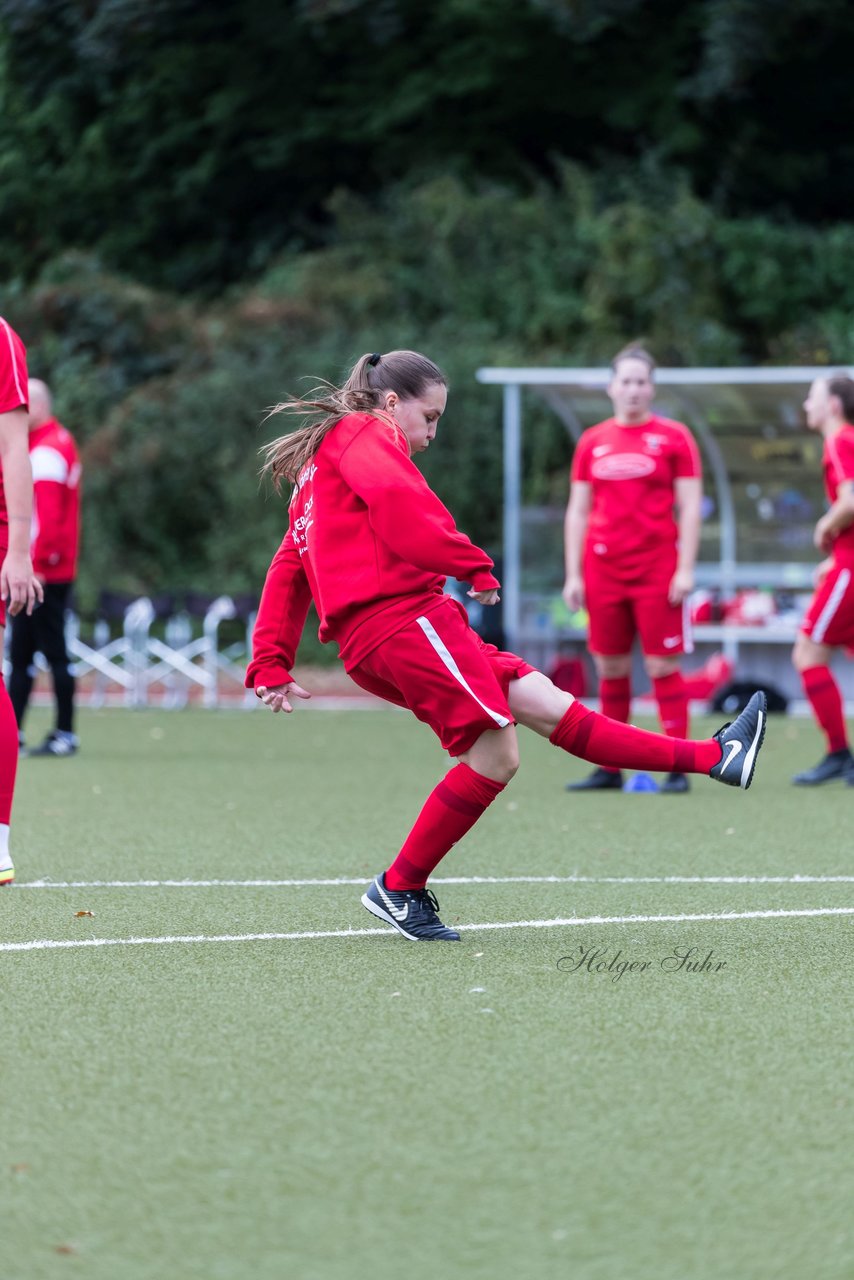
[3,705,853,1280]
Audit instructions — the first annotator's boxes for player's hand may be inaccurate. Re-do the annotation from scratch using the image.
[814,517,834,553]
[814,557,833,587]
[255,682,312,713]
[668,567,695,605]
[468,588,500,606]
[0,551,44,617]
[562,576,584,612]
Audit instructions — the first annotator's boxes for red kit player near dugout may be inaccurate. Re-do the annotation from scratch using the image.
[791,373,854,786]
[0,316,44,887]
[247,350,766,942]
[563,344,703,795]
[8,378,82,758]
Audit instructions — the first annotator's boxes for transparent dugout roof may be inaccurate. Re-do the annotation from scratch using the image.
[476,366,854,646]
[534,376,828,572]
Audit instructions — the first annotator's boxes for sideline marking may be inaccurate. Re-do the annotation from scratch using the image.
[4,906,854,952]
[16,874,854,889]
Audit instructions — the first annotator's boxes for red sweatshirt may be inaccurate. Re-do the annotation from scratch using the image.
[29,417,82,581]
[0,315,29,529]
[823,423,854,563]
[246,412,500,689]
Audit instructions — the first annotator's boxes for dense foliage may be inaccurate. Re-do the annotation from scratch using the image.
[2,0,854,649]
[2,0,854,289]
[4,168,854,620]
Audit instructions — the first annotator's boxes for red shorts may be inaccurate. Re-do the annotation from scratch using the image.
[584,567,691,657]
[800,561,854,647]
[348,596,536,756]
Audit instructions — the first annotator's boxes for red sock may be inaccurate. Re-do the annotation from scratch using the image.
[550,701,720,775]
[0,677,19,825]
[652,671,689,739]
[801,666,849,753]
[385,763,506,891]
[600,675,630,722]
[598,677,630,774]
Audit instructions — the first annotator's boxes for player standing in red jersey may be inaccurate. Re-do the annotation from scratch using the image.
[9,378,82,758]
[791,373,854,785]
[563,344,703,794]
[246,350,766,942]
[0,316,44,886]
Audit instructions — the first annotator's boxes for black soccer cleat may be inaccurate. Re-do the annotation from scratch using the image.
[28,731,79,758]
[362,874,461,941]
[709,691,767,790]
[565,767,624,793]
[660,771,691,794]
[792,748,854,787]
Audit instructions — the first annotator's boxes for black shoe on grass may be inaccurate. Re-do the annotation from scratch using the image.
[709,691,767,790]
[792,748,854,786]
[362,874,461,941]
[660,772,691,794]
[28,731,79,758]
[565,767,624,792]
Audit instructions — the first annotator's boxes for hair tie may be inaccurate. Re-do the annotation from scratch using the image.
[367,352,381,367]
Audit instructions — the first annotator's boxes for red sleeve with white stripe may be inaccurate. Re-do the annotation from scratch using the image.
[30,441,70,570]
[0,317,28,412]
[337,420,499,591]
[245,532,313,690]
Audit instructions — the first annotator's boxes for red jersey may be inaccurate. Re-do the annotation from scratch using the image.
[0,315,29,529]
[246,412,500,689]
[823,424,854,564]
[29,417,82,581]
[570,414,702,578]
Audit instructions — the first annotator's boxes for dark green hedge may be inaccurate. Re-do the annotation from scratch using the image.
[3,169,853,639]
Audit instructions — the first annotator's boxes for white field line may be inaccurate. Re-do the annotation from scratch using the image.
[16,874,854,889]
[3,906,854,953]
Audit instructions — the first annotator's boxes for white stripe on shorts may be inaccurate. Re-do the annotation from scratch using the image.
[416,615,511,728]
[812,567,851,644]
[682,596,695,655]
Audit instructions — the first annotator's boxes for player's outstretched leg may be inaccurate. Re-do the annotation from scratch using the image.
[708,691,767,790]
[508,673,768,791]
[567,674,629,792]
